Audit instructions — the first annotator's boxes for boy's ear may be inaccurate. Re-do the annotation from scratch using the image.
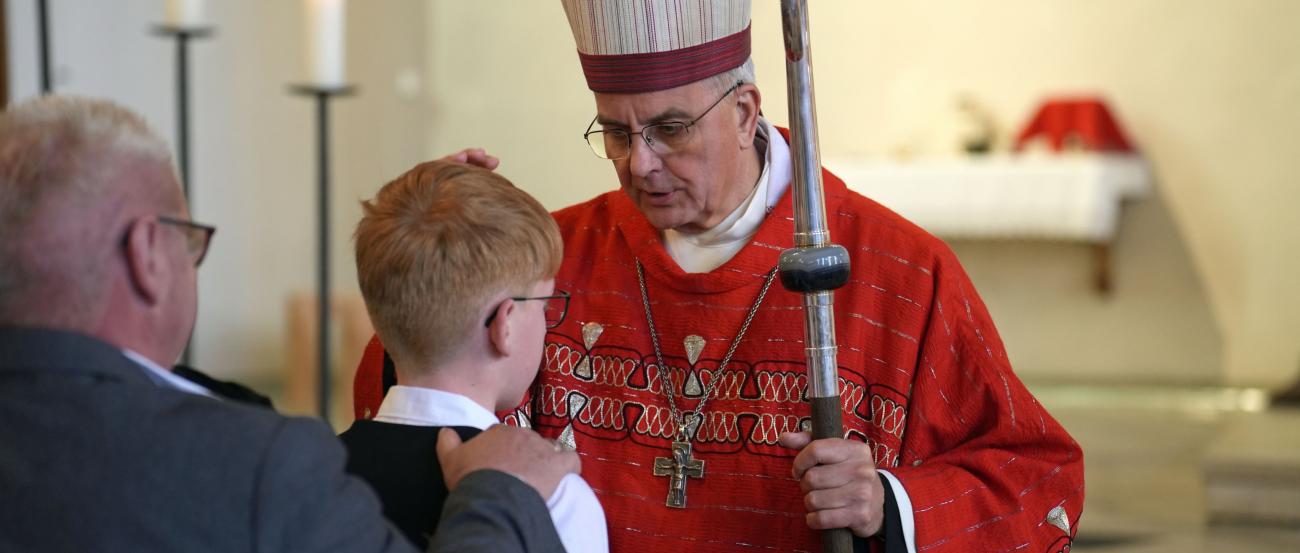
[486,298,515,357]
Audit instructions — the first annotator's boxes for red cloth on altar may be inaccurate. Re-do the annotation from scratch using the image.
[353,150,1084,553]
[1014,97,1135,153]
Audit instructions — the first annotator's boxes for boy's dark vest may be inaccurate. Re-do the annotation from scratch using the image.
[339,422,482,550]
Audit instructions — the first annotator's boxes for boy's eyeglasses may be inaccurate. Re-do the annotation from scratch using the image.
[484,290,571,329]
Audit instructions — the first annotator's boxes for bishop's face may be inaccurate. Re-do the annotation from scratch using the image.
[592,80,759,234]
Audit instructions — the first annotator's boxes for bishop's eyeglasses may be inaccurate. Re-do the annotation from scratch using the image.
[483,290,571,329]
[582,81,742,160]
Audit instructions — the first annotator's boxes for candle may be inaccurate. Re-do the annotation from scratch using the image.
[304,0,346,88]
[164,0,205,28]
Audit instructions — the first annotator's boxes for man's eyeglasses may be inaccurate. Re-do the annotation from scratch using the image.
[583,81,742,160]
[158,216,216,267]
[483,290,571,329]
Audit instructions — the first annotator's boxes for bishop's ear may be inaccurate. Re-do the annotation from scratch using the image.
[734,83,762,148]
[486,298,516,357]
[122,217,169,305]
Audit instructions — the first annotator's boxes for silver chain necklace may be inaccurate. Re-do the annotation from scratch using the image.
[635,260,779,442]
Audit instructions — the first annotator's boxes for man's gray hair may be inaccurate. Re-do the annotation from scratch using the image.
[0,96,175,327]
[709,58,756,94]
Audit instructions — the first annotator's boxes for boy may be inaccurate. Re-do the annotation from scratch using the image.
[341,160,607,552]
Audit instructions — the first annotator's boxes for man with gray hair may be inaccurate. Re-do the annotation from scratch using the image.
[0,95,574,552]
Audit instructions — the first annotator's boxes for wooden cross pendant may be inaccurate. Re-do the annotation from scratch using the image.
[653,440,705,508]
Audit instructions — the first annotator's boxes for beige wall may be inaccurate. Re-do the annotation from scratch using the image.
[779,0,1300,387]
[801,0,1300,388]
[426,1,1299,387]
[5,0,433,386]
[7,1,1293,389]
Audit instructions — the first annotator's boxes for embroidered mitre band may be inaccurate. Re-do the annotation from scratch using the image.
[560,0,752,93]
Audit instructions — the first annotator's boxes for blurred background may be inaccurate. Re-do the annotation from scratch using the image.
[5,1,1297,550]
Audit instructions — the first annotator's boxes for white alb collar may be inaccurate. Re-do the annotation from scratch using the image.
[662,118,792,273]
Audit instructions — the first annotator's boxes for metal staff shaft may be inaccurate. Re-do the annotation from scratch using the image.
[778,1,853,552]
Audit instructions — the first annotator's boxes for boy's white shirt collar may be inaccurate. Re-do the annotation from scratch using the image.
[373,385,500,429]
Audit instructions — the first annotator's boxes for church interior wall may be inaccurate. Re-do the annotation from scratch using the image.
[426,0,1299,389]
[5,0,1295,392]
[4,0,433,398]
[754,0,1300,389]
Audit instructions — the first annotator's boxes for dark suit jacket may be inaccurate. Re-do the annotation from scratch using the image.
[341,421,484,550]
[0,327,563,553]
[173,364,275,409]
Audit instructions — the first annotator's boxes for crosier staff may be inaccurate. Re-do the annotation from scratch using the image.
[777,1,853,552]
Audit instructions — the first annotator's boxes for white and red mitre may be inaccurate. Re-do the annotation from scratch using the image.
[560,0,752,93]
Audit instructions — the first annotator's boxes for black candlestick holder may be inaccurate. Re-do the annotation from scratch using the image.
[37,0,52,93]
[290,83,356,424]
[151,24,214,206]
[152,23,214,369]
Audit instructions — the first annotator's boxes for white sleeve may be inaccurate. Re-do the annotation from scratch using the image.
[878,470,917,553]
[546,473,609,552]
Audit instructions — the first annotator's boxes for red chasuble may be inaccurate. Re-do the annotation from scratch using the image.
[354,164,1084,553]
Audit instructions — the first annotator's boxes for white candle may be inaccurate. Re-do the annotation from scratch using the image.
[164,0,205,28]
[304,0,346,88]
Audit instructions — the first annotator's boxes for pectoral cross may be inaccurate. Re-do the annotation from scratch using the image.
[653,439,705,508]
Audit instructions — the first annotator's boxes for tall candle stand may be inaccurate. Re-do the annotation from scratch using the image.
[151,24,213,208]
[152,23,213,368]
[36,0,52,93]
[289,83,355,423]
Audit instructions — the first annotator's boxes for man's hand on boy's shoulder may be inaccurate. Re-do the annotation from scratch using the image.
[441,148,500,171]
[436,425,579,499]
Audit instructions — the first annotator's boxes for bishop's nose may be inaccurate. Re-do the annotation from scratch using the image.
[626,132,663,179]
